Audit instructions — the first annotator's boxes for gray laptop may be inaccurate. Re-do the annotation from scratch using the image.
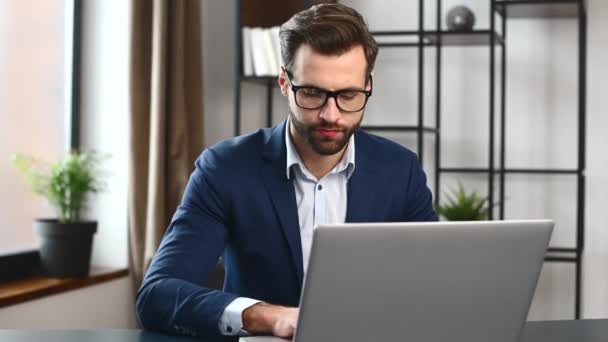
[242,220,553,342]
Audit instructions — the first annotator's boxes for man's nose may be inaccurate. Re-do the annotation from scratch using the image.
[319,97,341,123]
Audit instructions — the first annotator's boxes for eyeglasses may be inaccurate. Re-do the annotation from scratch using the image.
[284,69,372,113]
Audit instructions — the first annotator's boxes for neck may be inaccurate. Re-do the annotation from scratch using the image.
[289,123,347,180]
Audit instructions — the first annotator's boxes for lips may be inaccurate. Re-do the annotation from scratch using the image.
[316,128,341,138]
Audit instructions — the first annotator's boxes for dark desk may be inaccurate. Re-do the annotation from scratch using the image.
[1,319,607,342]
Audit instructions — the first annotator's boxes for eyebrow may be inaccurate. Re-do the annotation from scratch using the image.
[286,69,369,92]
[294,82,367,93]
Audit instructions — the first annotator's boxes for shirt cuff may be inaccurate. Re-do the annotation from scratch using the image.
[218,297,262,336]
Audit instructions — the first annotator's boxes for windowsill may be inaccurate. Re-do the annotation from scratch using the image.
[0,267,129,308]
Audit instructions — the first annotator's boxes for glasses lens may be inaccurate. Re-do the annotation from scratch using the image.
[294,87,369,112]
[337,91,367,112]
[295,88,327,109]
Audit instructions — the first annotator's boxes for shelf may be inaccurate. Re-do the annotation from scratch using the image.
[377,42,433,48]
[495,0,581,18]
[426,30,504,46]
[545,247,580,263]
[371,30,420,36]
[548,247,578,253]
[372,30,503,47]
[372,30,432,48]
[545,255,578,263]
[234,0,586,319]
[239,75,278,85]
[439,167,580,175]
[439,167,498,173]
[505,168,580,175]
[0,267,129,308]
[362,125,437,134]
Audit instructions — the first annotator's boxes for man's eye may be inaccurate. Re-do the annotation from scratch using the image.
[339,92,360,100]
[301,88,324,97]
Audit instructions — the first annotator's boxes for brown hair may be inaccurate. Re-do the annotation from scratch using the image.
[279,3,378,77]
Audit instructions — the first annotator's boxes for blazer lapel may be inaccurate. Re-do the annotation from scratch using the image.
[346,170,368,222]
[346,131,378,222]
[261,120,304,288]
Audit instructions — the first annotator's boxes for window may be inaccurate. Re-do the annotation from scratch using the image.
[0,1,75,254]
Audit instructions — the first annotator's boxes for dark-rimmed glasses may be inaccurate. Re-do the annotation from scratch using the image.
[284,69,372,112]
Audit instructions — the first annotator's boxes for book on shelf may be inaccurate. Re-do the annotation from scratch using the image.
[242,26,282,77]
[270,26,282,76]
[262,28,279,75]
[241,27,254,76]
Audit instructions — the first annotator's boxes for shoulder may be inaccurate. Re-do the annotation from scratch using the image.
[196,128,271,172]
[355,129,419,167]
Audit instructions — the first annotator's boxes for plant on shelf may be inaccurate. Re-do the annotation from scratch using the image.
[435,182,489,221]
[11,150,108,278]
[12,151,107,223]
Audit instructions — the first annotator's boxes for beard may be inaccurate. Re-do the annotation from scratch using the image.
[290,112,363,156]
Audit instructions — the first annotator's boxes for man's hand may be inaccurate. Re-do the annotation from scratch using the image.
[242,302,299,338]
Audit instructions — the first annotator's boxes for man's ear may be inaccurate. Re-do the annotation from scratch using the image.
[278,67,288,96]
[366,72,373,91]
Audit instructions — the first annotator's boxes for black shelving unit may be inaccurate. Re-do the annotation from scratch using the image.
[493,0,587,319]
[233,0,586,319]
[430,0,586,319]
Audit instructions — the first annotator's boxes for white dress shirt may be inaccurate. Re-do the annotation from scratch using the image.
[218,118,355,335]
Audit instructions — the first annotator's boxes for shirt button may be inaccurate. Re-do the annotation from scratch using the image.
[227,326,233,333]
[317,184,323,191]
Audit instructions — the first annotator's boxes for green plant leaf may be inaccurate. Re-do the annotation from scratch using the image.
[11,150,109,223]
[435,181,489,221]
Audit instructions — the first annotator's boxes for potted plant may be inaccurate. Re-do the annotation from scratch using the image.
[435,182,490,221]
[11,151,107,278]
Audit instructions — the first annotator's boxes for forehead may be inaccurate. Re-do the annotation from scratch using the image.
[290,44,367,90]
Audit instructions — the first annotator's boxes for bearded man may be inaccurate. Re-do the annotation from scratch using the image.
[136,3,437,339]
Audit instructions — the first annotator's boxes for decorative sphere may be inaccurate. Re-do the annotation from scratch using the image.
[446,5,476,31]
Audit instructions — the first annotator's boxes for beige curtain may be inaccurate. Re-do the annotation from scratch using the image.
[128,0,204,290]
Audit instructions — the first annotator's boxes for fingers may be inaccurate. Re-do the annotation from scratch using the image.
[272,307,299,338]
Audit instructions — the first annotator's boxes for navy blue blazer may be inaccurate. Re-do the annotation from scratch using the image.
[136,119,437,337]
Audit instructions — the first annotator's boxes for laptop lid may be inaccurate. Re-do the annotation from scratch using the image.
[293,220,553,342]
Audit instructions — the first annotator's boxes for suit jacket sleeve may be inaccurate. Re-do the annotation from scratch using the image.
[135,148,238,338]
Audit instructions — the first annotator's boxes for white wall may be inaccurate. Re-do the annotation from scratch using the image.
[581,0,608,319]
[79,0,131,269]
[0,278,137,329]
[201,0,608,319]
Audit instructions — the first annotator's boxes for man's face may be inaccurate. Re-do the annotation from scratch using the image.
[279,44,370,156]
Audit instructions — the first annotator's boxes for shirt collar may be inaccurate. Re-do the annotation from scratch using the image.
[285,116,356,180]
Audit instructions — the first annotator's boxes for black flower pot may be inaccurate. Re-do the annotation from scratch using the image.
[34,219,97,278]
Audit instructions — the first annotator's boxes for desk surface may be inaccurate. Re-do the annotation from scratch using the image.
[1,319,607,342]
